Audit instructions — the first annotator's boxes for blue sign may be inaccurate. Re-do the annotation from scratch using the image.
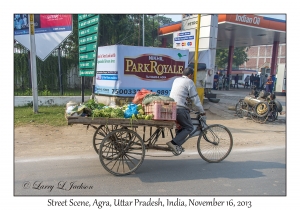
[97,75,118,80]
[178,32,191,36]
[174,36,194,41]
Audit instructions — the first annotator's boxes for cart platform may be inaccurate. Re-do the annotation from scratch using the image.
[66,116,176,128]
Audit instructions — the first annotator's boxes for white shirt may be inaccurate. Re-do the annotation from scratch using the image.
[169,76,205,113]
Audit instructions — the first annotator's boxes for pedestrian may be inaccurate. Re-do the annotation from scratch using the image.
[250,73,254,86]
[233,74,239,88]
[213,72,219,90]
[254,74,260,89]
[257,74,261,89]
[269,75,275,93]
[218,74,223,90]
[168,67,206,155]
[261,74,268,90]
[244,75,250,88]
[265,75,273,93]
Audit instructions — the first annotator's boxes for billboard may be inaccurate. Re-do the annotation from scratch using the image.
[95,45,189,97]
[14,14,73,60]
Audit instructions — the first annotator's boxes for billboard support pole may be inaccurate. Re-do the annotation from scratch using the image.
[58,46,63,95]
[29,14,38,113]
[81,77,84,103]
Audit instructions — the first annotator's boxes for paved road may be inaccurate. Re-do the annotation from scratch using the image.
[15,146,285,196]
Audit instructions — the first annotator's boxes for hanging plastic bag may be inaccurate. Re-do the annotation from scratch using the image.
[124,103,138,118]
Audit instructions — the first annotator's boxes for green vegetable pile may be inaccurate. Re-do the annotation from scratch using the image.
[69,99,155,120]
[83,99,105,110]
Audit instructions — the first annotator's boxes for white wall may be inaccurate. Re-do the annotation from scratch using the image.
[14,96,91,107]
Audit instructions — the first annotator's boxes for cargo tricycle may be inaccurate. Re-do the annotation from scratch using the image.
[67,101,233,175]
[67,110,233,176]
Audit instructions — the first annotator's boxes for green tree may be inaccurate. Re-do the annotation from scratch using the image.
[216,47,249,69]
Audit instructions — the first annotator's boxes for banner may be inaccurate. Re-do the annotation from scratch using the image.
[14,14,73,60]
[14,14,72,35]
[95,45,189,97]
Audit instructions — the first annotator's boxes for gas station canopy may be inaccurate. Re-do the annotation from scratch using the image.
[158,14,286,49]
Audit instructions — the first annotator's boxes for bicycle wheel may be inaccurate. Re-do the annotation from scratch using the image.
[99,129,145,176]
[197,124,233,163]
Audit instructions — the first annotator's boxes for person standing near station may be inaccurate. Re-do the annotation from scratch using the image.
[254,74,260,89]
[261,74,268,90]
[213,72,219,90]
[244,75,250,88]
[265,75,273,93]
[233,74,239,88]
[250,73,254,86]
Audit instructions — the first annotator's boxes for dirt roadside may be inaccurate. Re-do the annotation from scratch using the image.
[14,102,286,159]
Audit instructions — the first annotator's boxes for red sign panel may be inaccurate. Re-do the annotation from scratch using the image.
[40,14,72,28]
[124,54,185,81]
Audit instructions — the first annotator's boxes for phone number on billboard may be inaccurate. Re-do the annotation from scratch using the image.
[111,89,171,95]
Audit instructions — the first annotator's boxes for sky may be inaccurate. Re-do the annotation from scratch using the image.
[163,14,286,22]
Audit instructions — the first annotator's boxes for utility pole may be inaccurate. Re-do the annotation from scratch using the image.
[193,14,205,104]
[58,46,63,95]
[29,14,38,113]
[143,14,145,46]
[193,14,201,83]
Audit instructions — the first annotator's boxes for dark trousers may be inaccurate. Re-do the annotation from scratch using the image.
[173,108,193,146]
[244,82,249,88]
[233,81,239,88]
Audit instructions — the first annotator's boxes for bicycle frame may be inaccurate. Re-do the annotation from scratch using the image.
[143,113,210,151]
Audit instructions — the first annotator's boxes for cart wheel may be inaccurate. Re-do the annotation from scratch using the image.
[99,129,145,176]
[197,124,233,163]
[235,99,248,118]
[267,101,278,122]
[93,125,121,154]
[253,101,270,117]
[251,107,268,123]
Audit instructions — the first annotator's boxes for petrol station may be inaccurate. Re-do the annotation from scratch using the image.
[158,14,286,97]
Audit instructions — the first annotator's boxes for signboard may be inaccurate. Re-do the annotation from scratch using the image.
[94,45,189,96]
[173,29,196,50]
[78,14,100,77]
[14,14,73,61]
[181,14,198,30]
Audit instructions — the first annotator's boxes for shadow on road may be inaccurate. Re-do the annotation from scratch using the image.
[134,157,285,183]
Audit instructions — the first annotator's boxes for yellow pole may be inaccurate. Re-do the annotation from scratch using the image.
[193,15,204,104]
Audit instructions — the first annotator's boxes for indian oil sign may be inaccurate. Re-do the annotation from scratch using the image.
[95,45,188,97]
[124,54,185,81]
